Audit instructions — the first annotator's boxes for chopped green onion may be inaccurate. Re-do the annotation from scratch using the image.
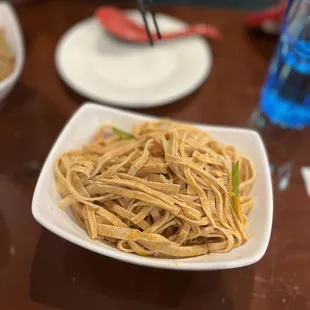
[112,127,134,140]
[232,161,240,195]
[232,161,243,224]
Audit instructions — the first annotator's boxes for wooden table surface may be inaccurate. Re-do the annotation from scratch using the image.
[1,1,310,309]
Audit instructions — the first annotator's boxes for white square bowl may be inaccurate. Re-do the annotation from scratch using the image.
[0,1,25,104]
[32,103,273,270]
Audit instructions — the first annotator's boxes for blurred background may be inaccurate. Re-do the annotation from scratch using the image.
[13,0,279,10]
[1,0,310,310]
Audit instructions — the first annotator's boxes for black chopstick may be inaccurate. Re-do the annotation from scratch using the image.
[137,0,161,45]
[137,0,154,45]
[147,0,161,40]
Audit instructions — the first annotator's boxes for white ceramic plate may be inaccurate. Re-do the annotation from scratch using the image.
[55,11,212,108]
[0,1,25,105]
[32,103,273,270]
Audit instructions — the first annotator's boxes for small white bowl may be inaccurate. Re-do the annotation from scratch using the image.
[0,2,25,104]
[32,103,273,270]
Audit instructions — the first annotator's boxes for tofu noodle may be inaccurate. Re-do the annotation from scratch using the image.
[0,28,14,82]
[54,120,255,258]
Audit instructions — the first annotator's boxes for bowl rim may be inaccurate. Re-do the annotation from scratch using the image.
[32,102,273,270]
[0,1,25,88]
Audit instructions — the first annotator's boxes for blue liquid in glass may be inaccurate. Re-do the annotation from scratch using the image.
[260,37,310,129]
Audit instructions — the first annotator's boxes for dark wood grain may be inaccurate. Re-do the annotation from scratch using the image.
[0,1,309,310]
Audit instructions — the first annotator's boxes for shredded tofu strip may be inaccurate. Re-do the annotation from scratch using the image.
[54,120,256,258]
